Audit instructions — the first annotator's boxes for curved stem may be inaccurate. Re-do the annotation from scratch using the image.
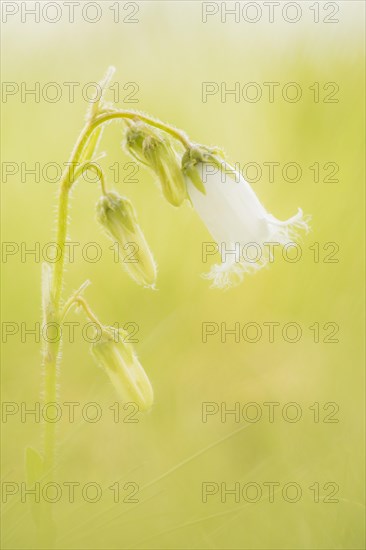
[73,161,107,195]
[60,280,91,322]
[73,297,103,327]
[62,294,103,329]
[90,110,192,150]
[40,105,191,546]
[51,109,191,308]
[40,123,91,546]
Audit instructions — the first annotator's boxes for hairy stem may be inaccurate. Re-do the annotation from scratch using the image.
[89,110,192,150]
[40,106,190,544]
[73,162,107,195]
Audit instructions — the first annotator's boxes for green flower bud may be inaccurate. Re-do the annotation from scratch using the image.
[97,191,157,288]
[91,328,153,411]
[125,123,187,207]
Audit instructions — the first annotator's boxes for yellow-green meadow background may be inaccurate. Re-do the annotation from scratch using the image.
[1,1,365,548]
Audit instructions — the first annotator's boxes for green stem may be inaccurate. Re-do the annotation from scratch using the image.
[50,109,191,309]
[63,295,103,328]
[91,110,192,149]
[60,280,91,322]
[73,161,107,195]
[40,106,191,544]
[40,126,88,546]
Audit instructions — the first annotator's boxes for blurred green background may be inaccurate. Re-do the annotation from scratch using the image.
[1,1,365,548]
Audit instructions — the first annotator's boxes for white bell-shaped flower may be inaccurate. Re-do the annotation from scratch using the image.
[183,149,310,288]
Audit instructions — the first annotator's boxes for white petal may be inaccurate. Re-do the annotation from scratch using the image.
[187,162,310,288]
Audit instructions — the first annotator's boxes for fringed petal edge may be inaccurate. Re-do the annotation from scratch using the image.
[202,209,311,289]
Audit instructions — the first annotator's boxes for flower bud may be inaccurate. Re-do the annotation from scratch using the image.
[91,328,153,411]
[125,123,187,207]
[97,191,157,287]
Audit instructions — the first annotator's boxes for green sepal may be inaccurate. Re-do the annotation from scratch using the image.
[97,192,136,234]
[182,144,230,193]
[186,165,206,195]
